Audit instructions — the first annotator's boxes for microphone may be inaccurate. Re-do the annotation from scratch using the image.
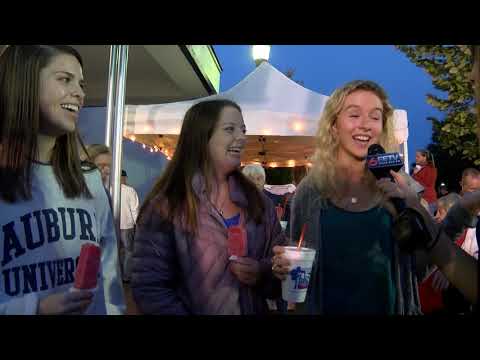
[367,144,405,213]
[367,144,435,253]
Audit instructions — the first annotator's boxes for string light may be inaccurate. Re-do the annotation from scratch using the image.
[292,122,304,132]
[142,144,146,149]
[130,135,136,142]
[288,160,296,167]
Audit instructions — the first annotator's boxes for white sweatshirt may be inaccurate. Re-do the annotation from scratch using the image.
[120,184,139,230]
[462,227,479,260]
[0,163,126,315]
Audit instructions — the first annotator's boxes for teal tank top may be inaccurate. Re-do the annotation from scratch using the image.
[321,202,396,315]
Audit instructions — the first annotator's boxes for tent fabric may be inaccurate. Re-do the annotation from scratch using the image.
[124,62,409,167]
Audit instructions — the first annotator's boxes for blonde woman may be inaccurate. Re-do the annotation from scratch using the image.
[272,80,431,315]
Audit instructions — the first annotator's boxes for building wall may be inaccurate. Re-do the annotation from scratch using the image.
[78,107,167,204]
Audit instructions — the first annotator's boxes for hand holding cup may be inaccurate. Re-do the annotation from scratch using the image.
[272,245,290,281]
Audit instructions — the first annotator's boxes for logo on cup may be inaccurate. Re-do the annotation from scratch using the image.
[290,266,310,290]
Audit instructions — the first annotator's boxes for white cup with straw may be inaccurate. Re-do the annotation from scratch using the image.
[281,224,316,303]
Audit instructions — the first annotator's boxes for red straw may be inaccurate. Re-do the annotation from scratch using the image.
[297,223,307,249]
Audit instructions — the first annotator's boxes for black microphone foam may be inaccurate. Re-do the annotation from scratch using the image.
[367,144,385,156]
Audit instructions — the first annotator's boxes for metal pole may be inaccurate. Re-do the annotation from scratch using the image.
[403,140,410,175]
[109,45,129,232]
[105,46,120,148]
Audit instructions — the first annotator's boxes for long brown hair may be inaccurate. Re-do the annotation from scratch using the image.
[0,45,92,203]
[139,99,265,234]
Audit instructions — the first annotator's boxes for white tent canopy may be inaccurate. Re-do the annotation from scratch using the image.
[124,62,409,167]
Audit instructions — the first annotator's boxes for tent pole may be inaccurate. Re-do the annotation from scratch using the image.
[105,45,129,232]
[105,46,120,148]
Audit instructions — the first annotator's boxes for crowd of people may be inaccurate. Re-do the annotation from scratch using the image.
[0,44,478,315]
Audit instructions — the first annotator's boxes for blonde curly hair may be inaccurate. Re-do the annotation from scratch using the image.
[311,80,398,205]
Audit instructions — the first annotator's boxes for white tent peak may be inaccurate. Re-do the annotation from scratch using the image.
[124,61,409,167]
[125,61,330,137]
[217,62,329,117]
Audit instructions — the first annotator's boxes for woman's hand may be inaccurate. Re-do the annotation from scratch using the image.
[38,290,94,315]
[229,257,260,286]
[376,170,417,201]
[376,170,426,214]
[376,177,407,201]
[271,246,291,281]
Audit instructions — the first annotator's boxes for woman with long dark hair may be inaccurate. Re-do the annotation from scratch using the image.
[131,99,287,314]
[0,45,125,314]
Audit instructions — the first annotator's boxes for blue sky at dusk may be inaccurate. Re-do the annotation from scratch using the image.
[213,45,445,167]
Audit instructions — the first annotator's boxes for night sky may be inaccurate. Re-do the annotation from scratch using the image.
[213,45,446,166]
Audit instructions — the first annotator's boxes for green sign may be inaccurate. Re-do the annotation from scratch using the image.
[186,45,222,93]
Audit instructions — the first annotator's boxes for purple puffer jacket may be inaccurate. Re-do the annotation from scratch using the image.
[131,173,287,315]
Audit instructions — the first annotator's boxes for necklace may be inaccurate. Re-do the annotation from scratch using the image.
[212,195,227,217]
[334,195,359,208]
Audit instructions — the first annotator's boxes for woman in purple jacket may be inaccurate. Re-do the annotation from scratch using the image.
[131,99,287,315]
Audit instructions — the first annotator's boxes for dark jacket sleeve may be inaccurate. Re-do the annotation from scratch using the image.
[442,200,479,240]
[255,195,288,299]
[131,200,189,315]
